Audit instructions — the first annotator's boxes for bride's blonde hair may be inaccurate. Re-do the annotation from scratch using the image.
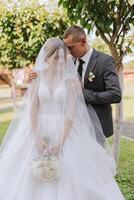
[44,38,67,60]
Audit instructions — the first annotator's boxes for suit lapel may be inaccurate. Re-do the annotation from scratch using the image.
[84,48,99,87]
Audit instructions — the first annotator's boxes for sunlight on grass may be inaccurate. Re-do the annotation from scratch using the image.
[0,108,13,142]
[123,96,134,121]
[116,139,134,200]
[0,111,13,122]
[113,96,134,121]
[0,121,11,142]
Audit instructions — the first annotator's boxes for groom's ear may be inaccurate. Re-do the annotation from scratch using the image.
[81,37,86,45]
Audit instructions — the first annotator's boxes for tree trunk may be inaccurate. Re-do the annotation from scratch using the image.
[113,67,124,167]
[109,43,124,168]
[8,71,17,110]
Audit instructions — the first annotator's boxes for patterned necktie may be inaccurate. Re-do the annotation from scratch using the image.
[78,58,85,79]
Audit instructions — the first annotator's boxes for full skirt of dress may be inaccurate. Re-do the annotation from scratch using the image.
[0,114,125,200]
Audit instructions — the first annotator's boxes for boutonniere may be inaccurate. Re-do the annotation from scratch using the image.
[88,72,95,82]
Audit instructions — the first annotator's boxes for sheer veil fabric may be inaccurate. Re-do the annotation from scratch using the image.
[0,38,116,174]
[0,38,126,200]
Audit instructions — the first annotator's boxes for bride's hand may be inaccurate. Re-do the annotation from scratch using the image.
[47,142,62,156]
[35,136,49,154]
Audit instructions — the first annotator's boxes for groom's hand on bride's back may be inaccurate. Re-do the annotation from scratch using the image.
[25,70,38,83]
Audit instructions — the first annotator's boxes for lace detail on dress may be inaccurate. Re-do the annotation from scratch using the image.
[38,79,67,116]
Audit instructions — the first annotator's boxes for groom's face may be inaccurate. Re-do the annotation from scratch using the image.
[63,35,86,58]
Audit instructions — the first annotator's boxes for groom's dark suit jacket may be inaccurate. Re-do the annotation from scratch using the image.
[82,48,122,137]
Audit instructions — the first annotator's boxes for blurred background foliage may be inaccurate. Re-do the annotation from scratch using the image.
[0,0,69,69]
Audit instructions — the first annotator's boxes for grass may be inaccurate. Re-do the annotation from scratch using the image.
[0,107,13,141]
[124,60,134,69]
[0,121,11,142]
[123,96,134,121]
[112,95,134,122]
[116,139,134,200]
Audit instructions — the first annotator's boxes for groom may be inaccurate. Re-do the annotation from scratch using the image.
[27,25,122,138]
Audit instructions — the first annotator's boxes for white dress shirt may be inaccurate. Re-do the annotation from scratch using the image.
[75,47,93,83]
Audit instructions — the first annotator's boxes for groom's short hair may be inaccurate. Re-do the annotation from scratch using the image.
[63,25,86,41]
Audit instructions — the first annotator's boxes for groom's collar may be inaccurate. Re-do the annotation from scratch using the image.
[73,47,94,65]
[80,47,93,64]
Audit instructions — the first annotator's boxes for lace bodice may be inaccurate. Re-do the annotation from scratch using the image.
[38,79,67,116]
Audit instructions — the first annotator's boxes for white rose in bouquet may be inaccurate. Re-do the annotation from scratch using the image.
[30,152,60,182]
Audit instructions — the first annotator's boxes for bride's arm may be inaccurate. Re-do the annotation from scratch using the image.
[47,117,73,156]
[30,77,48,154]
[59,81,75,146]
[30,78,39,133]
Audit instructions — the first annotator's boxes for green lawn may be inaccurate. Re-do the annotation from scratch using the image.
[112,95,134,122]
[123,96,134,121]
[116,139,134,200]
[0,107,13,142]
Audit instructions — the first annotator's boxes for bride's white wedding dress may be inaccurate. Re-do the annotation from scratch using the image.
[0,78,125,200]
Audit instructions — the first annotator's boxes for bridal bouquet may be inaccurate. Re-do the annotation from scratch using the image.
[30,151,60,182]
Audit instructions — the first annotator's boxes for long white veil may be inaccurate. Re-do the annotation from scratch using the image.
[0,38,116,175]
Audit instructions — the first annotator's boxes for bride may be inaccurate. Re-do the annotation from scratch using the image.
[0,38,125,200]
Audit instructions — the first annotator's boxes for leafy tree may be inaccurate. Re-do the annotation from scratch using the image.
[0,0,69,69]
[92,37,111,54]
[59,0,134,70]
